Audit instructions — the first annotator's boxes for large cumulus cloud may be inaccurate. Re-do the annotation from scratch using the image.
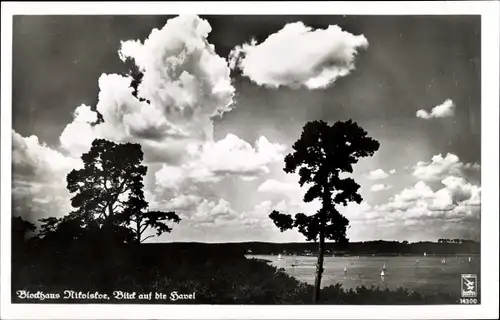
[60,15,236,162]
[229,22,368,89]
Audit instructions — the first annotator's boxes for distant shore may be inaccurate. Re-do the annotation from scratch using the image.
[145,240,480,256]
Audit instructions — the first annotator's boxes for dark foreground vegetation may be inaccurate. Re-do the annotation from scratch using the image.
[13,236,461,305]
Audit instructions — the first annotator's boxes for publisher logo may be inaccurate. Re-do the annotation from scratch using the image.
[461,274,477,298]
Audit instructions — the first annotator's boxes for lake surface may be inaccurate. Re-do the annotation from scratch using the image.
[247,254,480,297]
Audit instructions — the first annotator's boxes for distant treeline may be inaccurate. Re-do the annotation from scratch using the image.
[161,240,480,256]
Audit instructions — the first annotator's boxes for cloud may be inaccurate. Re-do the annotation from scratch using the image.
[384,181,436,211]
[149,192,203,212]
[412,153,480,181]
[376,178,479,225]
[189,199,239,225]
[119,15,235,137]
[229,21,368,89]
[12,180,75,224]
[416,99,455,119]
[257,179,302,195]
[59,104,101,157]
[12,130,82,222]
[366,169,390,180]
[389,169,396,174]
[187,134,286,179]
[60,15,235,162]
[159,198,305,242]
[342,174,481,241]
[155,134,286,190]
[370,184,392,192]
[431,176,481,210]
[13,130,81,183]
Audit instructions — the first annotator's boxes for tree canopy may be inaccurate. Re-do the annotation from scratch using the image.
[57,138,181,243]
[270,120,380,242]
[269,119,379,302]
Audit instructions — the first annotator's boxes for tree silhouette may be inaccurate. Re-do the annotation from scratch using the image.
[269,120,379,303]
[12,216,36,246]
[66,139,180,243]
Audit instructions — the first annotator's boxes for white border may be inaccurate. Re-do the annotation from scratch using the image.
[1,1,499,319]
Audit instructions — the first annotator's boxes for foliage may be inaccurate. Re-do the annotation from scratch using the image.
[270,120,380,242]
[64,138,180,243]
[12,216,36,240]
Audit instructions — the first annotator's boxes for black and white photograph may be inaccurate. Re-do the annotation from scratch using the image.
[1,2,499,319]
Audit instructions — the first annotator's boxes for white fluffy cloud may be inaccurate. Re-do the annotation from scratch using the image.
[412,153,480,181]
[366,169,390,180]
[59,104,101,157]
[119,15,235,138]
[12,130,82,222]
[59,15,236,162]
[190,199,238,224]
[229,21,368,89]
[257,178,302,195]
[337,178,480,242]
[155,134,286,190]
[370,184,392,192]
[416,99,455,119]
[357,176,481,240]
[12,130,81,183]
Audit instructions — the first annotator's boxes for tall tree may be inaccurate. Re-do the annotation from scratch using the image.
[66,139,180,243]
[269,120,379,303]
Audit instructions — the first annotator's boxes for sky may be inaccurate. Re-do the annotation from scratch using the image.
[11,15,481,243]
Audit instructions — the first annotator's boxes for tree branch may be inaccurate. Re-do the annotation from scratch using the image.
[141,234,155,242]
[140,223,148,235]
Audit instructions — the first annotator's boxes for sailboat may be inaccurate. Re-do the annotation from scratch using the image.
[380,267,386,279]
[382,262,387,270]
[424,252,427,257]
[277,254,283,260]
[291,254,299,267]
[468,256,472,263]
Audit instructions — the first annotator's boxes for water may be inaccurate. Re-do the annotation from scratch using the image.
[247,254,480,296]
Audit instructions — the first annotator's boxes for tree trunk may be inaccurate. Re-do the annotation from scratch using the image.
[136,216,141,244]
[314,185,330,303]
[313,229,325,303]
